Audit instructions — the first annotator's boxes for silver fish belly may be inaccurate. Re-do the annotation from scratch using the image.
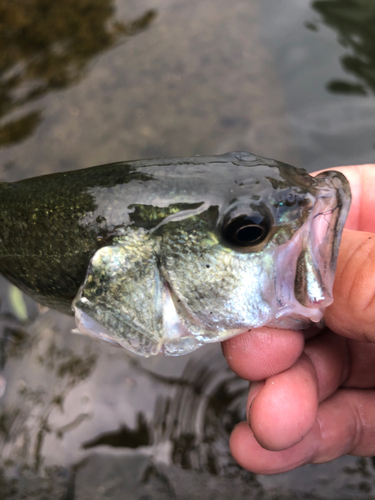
[68,152,351,356]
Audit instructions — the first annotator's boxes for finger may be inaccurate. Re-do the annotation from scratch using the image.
[313,389,375,460]
[247,353,318,451]
[344,338,375,388]
[222,327,304,381]
[325,229,375,343]
[303,329,349,400]
[230,389,375,475]
[314,165,375,232]
[245,330,348,451]
[230,421,318,475]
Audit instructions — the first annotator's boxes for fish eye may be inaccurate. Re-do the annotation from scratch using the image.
[222,213,270,247]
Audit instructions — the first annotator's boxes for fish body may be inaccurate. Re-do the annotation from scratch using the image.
[0,152,351,356]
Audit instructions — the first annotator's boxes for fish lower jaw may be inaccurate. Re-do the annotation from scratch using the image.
[270,303,325,330]
[73,289,203,357]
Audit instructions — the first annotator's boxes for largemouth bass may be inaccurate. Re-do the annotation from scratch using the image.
[0,152,351,356]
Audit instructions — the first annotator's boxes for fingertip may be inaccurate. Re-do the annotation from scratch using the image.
[229,421,317,474]
[249,355,318,451]
[222,328,304,381]
[229,422,270,473]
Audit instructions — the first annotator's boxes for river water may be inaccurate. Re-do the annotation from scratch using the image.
[0,0,375,498]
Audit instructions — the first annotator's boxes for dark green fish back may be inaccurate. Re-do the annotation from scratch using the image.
[0,163,137,314]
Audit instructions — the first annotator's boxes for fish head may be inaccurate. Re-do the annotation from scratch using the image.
[73,153,351,356]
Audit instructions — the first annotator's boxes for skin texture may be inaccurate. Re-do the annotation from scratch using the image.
[222,164,375,474]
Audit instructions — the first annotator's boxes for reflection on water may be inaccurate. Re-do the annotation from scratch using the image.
[0,305,257,498]
[0,0,156,147]
[83,412,151,449]
[0,310,97,473]
[84,351,247,475]
[309,0,375,96]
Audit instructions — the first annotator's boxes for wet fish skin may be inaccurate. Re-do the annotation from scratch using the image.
[0,152,351,356]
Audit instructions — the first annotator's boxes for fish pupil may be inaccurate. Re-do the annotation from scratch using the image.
[235,225,264,244]
[223,213,270,247]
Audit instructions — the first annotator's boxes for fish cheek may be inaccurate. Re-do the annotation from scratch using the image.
[161,234,224,326]
[163,239,276,334]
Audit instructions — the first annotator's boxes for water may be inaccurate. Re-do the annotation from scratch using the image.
[1,0,375,498]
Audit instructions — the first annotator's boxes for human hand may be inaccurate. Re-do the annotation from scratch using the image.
[222,165,375,474]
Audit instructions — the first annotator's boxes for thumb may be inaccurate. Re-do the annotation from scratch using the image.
[325,228,375,343]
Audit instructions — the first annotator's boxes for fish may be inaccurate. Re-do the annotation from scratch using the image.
[0,151,351,356]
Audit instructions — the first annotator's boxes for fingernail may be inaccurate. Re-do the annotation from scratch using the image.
[247,381,264,426]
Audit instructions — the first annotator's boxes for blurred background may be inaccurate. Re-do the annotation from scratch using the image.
[0,0,375,498]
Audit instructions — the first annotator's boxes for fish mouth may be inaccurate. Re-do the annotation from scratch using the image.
[272,170,351,328]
